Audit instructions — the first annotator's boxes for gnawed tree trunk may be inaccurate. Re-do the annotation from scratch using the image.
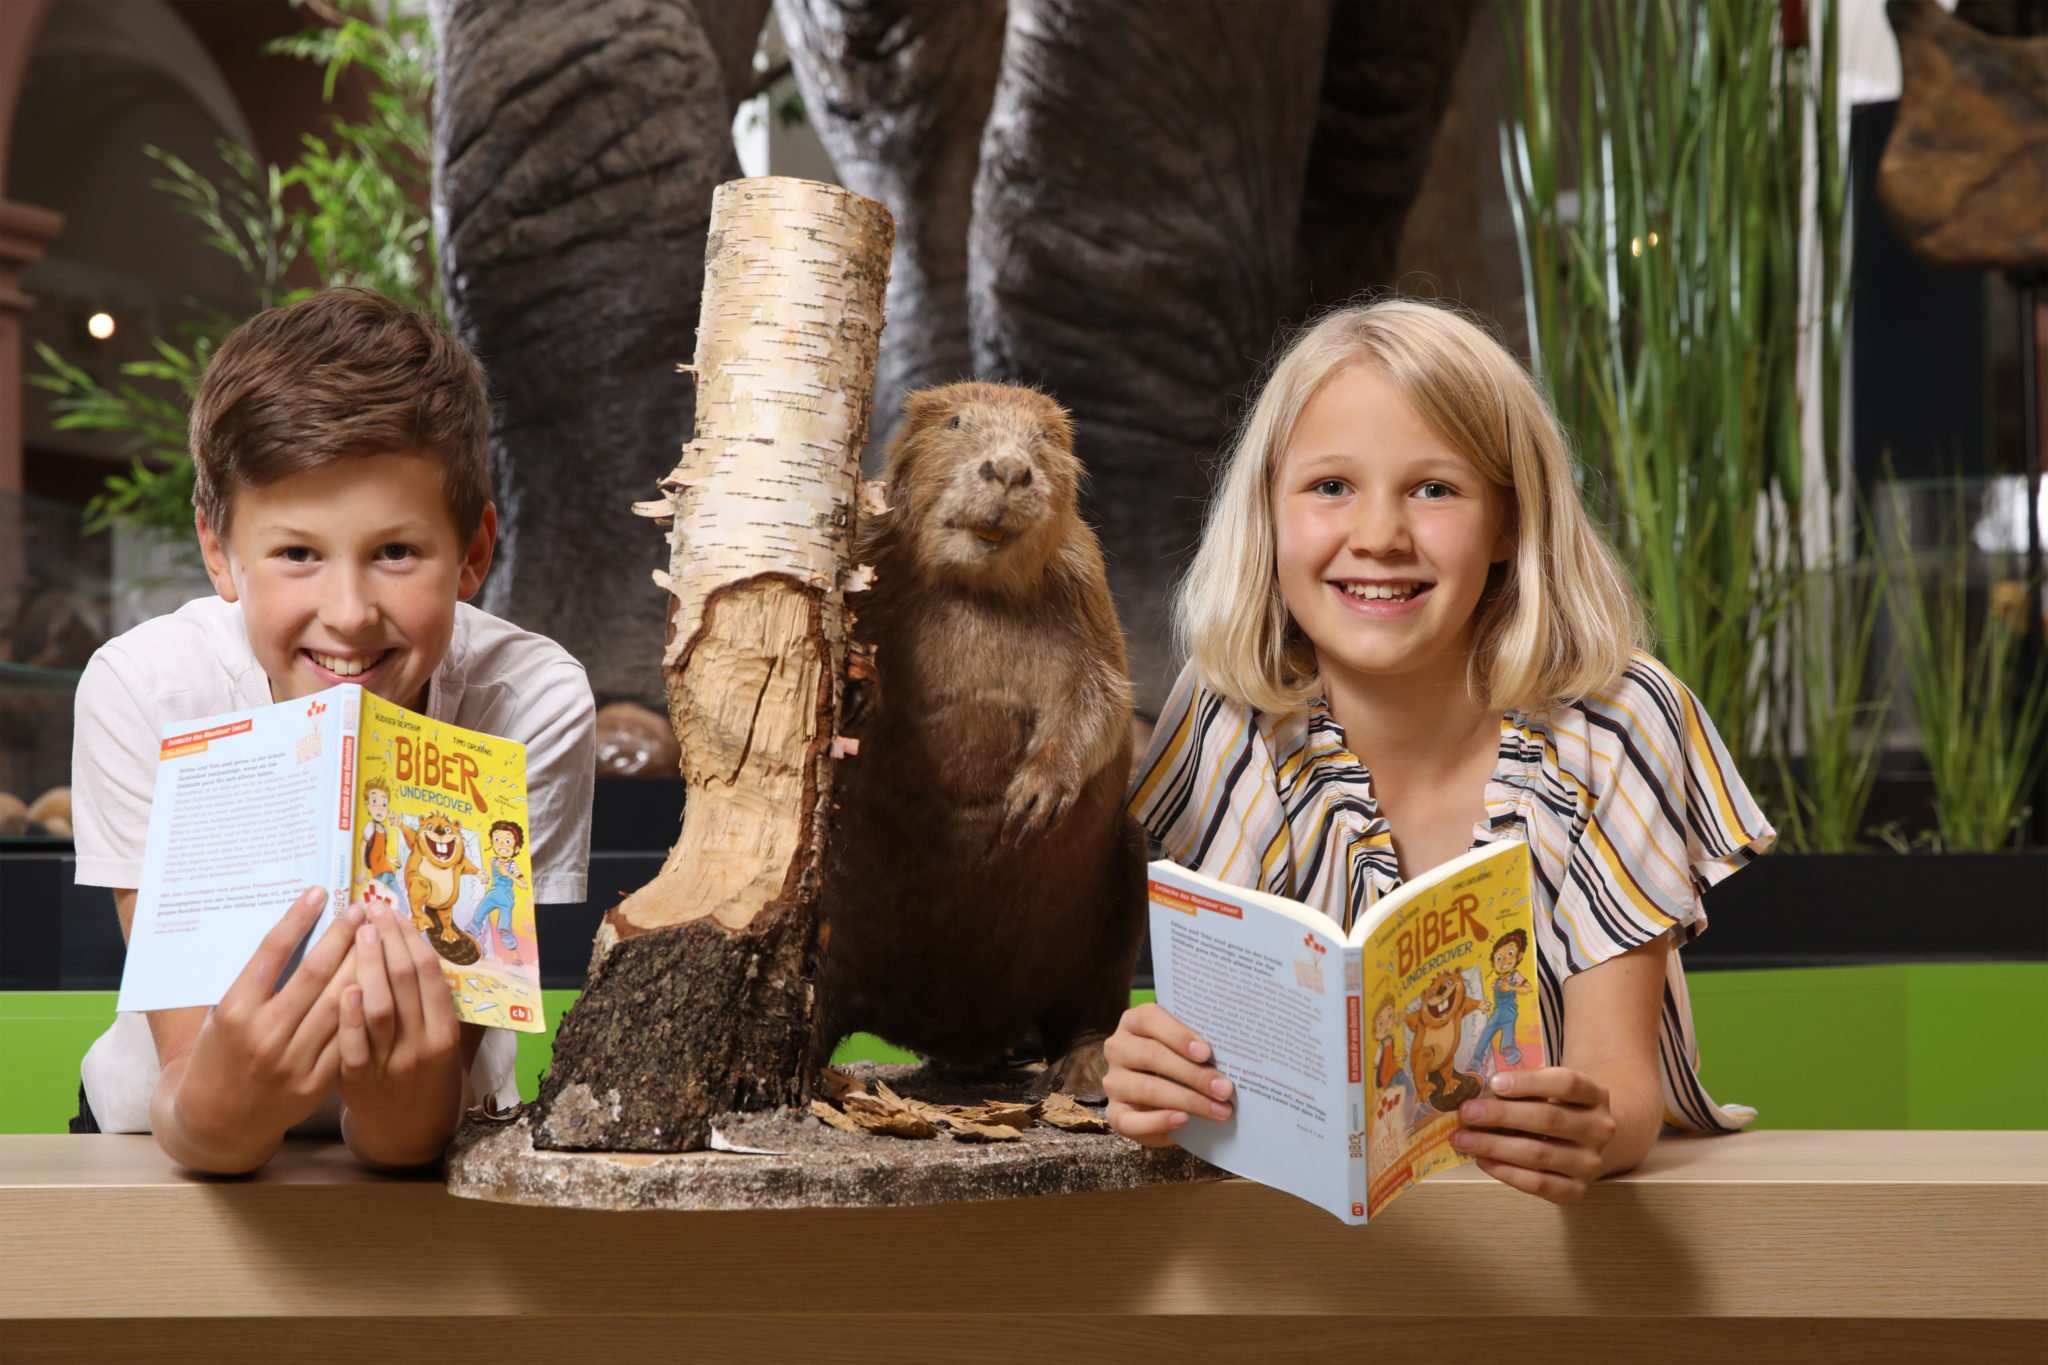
[532,178,893,1153]
[776,0,1005,463]
[431,0,770,708]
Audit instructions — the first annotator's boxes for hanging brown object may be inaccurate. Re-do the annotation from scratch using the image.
[1878,0,2048,272]
[530,177,893,1153]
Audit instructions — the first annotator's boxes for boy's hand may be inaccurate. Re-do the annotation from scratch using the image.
[1453,1067,1621,1206]
[1103,1002,1234,1147]
[175,888,360,1146]
[337,896,465,1166]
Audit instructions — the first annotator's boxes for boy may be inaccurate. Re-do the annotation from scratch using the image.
[70,287,596,1173]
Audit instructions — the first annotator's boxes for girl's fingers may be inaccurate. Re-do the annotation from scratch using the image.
[1105,1031,1233,1104]
[1474,1158,1590,1207]
[1105,1067,1233,1122]
[1117,1003,1214,1063]
[1462,1094,1575,1140]
[1489,1066,1605,1107]
[1455,1127,1602,1179]
[338,986,373,1083]
[1106,1102,1190,1145]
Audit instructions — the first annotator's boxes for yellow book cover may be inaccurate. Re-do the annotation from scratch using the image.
[348,690,546,1033]
[1362,840,1539,1216]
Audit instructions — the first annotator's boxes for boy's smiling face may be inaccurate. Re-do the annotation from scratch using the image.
[197,450,494,711]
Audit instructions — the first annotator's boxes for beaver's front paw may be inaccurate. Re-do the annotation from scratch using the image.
[999,756,1080,846]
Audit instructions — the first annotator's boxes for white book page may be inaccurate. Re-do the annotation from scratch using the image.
[1148,862,1357,1223]
[117,689,350,1013]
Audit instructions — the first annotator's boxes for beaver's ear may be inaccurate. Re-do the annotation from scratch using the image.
[1038,397,1075,452]
[899,386,956,432]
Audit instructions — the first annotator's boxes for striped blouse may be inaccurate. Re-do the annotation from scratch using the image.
[1129,652,1775,1133]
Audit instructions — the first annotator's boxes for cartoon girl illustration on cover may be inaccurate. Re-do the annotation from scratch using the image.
[1471,928,1534,1076]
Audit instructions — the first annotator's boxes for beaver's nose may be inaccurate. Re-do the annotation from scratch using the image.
[979,458,1033,489]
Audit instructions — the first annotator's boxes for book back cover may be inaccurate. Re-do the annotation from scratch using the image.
[1362,841,1539,1217]
[117,689,352,1012]
[353,693,545,1033]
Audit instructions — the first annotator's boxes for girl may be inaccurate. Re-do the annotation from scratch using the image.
[1106,300,1773,1206]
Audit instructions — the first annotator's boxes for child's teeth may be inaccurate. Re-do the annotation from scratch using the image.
[312,651,369,676]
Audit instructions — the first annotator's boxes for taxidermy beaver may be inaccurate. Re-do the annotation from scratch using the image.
[816,382,1146,1102]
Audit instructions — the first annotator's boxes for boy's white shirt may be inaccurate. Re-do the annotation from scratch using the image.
[72,595,597,1133]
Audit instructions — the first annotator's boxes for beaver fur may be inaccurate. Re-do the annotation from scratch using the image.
[816,382,1146,1102]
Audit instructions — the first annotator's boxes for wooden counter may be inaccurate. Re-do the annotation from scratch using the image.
[1,1130,2041,1362]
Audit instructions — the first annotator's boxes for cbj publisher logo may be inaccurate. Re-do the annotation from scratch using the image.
[509,1005,532,1022]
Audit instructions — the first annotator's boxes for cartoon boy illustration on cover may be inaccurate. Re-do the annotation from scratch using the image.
[1370,993,1413,1140]
[361,778,405,898]
[1470,928,1533,1076]
[465,819,529,955]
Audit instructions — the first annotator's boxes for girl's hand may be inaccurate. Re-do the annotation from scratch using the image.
[1453,1067,1621,1205]
[1103,1002,1234,1147]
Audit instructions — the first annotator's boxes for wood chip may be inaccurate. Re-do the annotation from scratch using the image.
[965,1100,1041,1129]
[816,1067,865,1102]
[1039,1093,1111,1133]
[945,1118,1024,1143]
[809,1099,863,1134]
[842,1090,938,1138]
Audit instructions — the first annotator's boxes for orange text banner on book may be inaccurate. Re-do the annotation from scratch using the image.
[158,719,253,760]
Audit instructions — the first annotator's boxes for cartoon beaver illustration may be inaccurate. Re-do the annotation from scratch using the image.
[403,811,482,965]
[1404,970,1487,1112]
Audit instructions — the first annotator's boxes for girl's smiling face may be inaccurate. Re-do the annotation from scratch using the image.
[1273,363,1511,696]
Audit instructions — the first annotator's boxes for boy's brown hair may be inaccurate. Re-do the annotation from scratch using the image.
[189,286,492,539]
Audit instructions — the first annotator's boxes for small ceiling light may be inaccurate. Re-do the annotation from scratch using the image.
[87,312,116,340]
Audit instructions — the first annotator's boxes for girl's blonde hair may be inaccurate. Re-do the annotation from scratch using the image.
[1177,298,1644,716]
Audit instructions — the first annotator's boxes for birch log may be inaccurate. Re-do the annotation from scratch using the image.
[532,177,893,1153]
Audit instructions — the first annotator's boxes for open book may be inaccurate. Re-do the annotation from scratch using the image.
[116,683,545,1033]
[1148,840,1541,1223]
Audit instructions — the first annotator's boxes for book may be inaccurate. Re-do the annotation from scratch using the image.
[1147,839,1541,1224]
[116,683,546,1033]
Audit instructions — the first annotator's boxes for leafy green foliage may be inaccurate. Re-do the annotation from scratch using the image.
[1502,0,1863,843]
[31,0,436,538]
[1886,490,2048,851]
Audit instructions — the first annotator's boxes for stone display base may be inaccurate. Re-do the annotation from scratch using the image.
[446,1110,1220,1210]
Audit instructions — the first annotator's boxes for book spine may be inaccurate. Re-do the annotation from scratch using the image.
[331,684,361,914]
[1345,946,1368,1223]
